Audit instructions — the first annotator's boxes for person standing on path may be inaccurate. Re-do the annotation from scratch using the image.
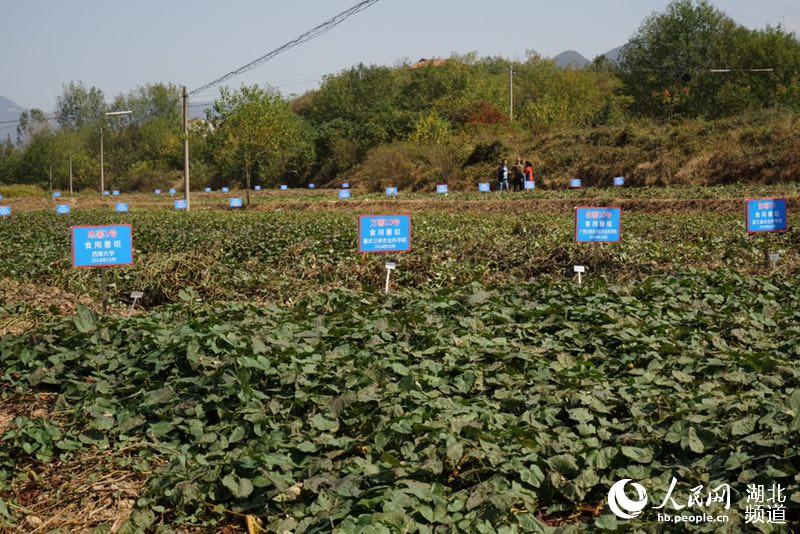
[524,161,534,188]
[513,158,525,191]
[498,159,510,191]
[497,160,509,191]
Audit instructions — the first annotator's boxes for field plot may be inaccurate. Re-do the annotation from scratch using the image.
[1,202,799,532]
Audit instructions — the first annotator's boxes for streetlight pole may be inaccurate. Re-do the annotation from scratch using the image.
[101,110,133,193]
[99,127,104,193]
[182,86,190,211]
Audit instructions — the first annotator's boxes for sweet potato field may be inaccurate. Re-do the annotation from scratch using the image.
[1,202,799,532]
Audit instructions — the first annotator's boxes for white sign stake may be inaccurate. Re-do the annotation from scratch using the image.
[130,291,144,311]
[769,253,780,270]
[385,262,396,294]
[574,265,586,285]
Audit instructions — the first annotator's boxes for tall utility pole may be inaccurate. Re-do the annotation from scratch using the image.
[182,86,191,211]
[69,155,73,197]
[99,127,104,193]
[509,65,514,122]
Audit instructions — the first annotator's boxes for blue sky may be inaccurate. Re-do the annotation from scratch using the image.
[1,0,798,110]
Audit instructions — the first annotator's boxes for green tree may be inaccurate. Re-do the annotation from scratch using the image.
[620,0,800,117]
[55,81,107,129]
[210,85,313,206]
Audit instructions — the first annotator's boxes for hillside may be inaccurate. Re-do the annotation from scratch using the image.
[0,95,25,122]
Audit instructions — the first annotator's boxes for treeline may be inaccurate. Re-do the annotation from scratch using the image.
[1,0,800,192]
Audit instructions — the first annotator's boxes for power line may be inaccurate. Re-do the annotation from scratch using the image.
[189,0,382,96]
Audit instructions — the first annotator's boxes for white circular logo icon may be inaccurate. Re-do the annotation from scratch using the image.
[608,479,648,519]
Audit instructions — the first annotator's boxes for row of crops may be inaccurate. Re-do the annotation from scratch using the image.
[1,272,799,530]
[0,209,797,308]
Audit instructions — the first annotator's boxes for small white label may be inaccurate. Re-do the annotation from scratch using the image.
[574,266,585,273]
[130,291,144,299]
[769,253,780,262]
[385,262,397,270]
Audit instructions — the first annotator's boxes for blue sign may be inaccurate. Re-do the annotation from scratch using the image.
[204,187,212,193]
[71,225,133,268]
[570,179,582,189]
[254,185,261,191]
[102,190,110,196]
[746,198,787,234]
[169,188,176,196]
[229,198,243,209]
[342,183,350,189]
[308,183,316,189]
[358,215,412,254]
[478,183,490,192]
[53,191,62,198]
[221,187,230,193]
[524,180,535,190]
[174,199,187,210]
[338,189,351,200]
[154,189,161,195]
[436,184,448,194]
[280,185,288,190]
[386,187,398,197]
[56,204,71,215]
[614,176,625,187]
[112,190,120,196]
[115,203,129,213]
[0,206,9,218]
[575,207,621,243]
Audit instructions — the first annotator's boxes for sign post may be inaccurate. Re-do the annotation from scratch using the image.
[71,224,134,314]
[358,215,412,293]
[745,198,787,271]
[574,207,621,243]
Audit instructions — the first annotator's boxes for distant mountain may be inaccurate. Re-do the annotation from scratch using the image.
[601,46,624,64]
[552,50,590,69]
[0,95,25,122]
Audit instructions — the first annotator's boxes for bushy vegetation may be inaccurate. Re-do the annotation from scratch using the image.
[1,0,799,192]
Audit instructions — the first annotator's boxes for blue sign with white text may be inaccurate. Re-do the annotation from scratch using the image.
[56,204,70,215]
[0,206,9,217]
[614,177,625,187]
[575,207,621,243]
[338,189,351,199]
[436,184,448,194]
[204,187,212,193]
[112,190,120,196]
[478,183,490,192]
[115,203,129,213]
[358,215,412,253]
[308,183,316,189]
[570,179,582,189]
[746,199,787,233]
[103,190,110,196]
[341,183,350,189]
[72,225,133,268]
[524,180,535,190]
[169,188,176,196]
[221,187,230,193]
[386,187,398,197]
[154,189,161,195]
[229,198,243,209]
[53,191,61,198]
[254,185,261,191]
[174,200,187,210]
[280,185,288,190]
